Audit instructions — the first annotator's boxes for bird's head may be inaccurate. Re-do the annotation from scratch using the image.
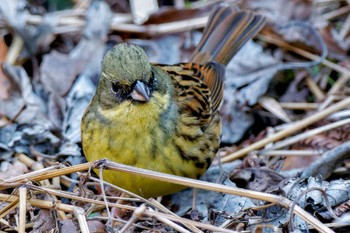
[96,43,159,107]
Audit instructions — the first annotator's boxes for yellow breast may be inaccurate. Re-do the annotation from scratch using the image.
[81,92,216,197]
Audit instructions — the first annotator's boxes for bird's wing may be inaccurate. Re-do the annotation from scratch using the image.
[158,62,224,128]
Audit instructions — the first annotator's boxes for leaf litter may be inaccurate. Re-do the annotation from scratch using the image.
[0,0,350,232]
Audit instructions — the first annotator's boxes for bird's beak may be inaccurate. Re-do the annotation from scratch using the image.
[130,81,150,102]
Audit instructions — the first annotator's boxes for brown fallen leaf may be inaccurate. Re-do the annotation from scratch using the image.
[87,220,105,233]
[31,209,58,233]
[59,219,78,233]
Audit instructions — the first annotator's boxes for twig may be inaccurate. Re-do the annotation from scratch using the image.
[16,153,51,186]
[276,21,328,70]
[99,160,333,233]
[260,150,321,156]
[258,34,350,76]
[98,166,112,225]
[259,96,291,123]
[305,76,325,101]
[328,74,350,96]
[339,13,350,39]
[74,207,89,233]
[280,102,319,110]
[22,9,208,36]
[0,192,89,232]
[322,5,350,21]
[221,97,350,162]
[3,160,334,232]
[321,74,350,110]
[149,208,194,233]
[318,95,336,110]
[5,34,23,65]
[148,198,202,233]
[18,187,27,233]
[0,196,19,219]
[29,186,137,211]
[120,204,146,233]
[264,117,350,151]
[3,163,92,185]
[0,193,77,212]
[110,16,208,35]
[301,141,350,179]
[144,210,238,233]
[289,187,338,232]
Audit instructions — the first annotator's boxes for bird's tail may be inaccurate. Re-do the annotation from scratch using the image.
[191,5,266,66]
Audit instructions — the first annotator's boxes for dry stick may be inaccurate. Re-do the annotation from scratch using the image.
[0,194,89,233]
[0,190,233,233]
[264,117,350,152]
[26,12,131,26]
[0,218,15,231]
[339,13,350,40]
[3,160,333,232]
[31,186,137,212]
[329,109,350,119]
[143,211,237,233]
[258,96,291,123]
[31,173,201,232]
[110,16,209,35]
[322,5,350,21]
[150,209,194,233]
[148,199,202,233]
[3,163,92,184]
[89,176,149,203]
[280,102,319,110]
[321,222,350,230]
[18,187,27,233]
[328,74,350,96]
[305,76,325,101]
[155,218,193,233]
[73,0,90,9]
[221,97,350,162]
[98,167,112,226]
[321,74,350,110]
[93,210,237,233]
[41,182,203,233]
[5,34,23,65]
[74,207,89,233]
[261,150,320,157]
[319,95,336,111]
[258,34,350,76]
[120,204,147,233]
[94,175,202,233]
[24,11,207,36]
[100,160,333,233]
[16,153,51,186]
[0,196,19,218]
[0,194,74,211]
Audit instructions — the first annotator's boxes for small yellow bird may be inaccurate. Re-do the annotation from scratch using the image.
[81,5,266,198]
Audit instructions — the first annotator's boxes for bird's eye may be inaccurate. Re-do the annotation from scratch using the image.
[111,82,119,94]
[149,71,157,88]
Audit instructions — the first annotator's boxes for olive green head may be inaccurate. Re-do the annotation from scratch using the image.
[95,43,164,108]
[102,43,152,85]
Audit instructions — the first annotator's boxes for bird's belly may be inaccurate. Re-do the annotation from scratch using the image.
[82,112,204,197]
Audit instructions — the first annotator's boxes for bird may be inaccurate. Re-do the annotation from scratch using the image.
[81,5,266,198]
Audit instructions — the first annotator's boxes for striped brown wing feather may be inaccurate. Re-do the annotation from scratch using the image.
[158,62,224,127]
[181,62,225,114]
